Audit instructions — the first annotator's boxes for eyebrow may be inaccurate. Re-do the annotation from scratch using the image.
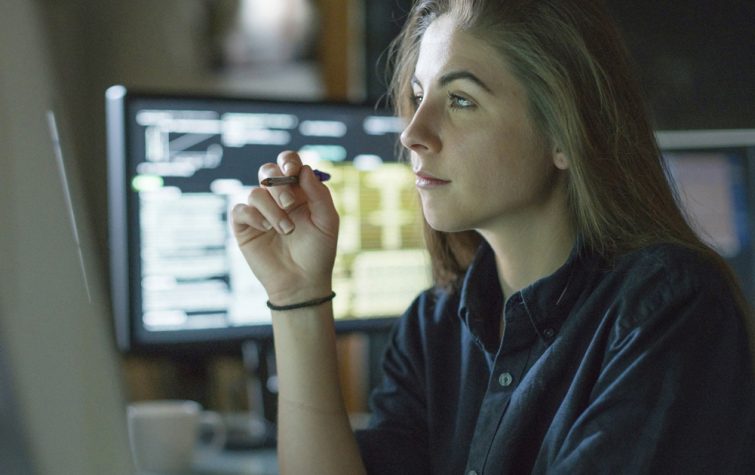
[412,70,493,93]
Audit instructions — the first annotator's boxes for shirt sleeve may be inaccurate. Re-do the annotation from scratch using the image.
[355,293,434,475]
[536,263,755,474]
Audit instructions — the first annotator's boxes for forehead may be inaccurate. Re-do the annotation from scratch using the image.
[414,14,509,85]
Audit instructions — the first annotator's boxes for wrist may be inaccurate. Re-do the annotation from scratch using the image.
[266,281,333,308]
[267,291,336,311]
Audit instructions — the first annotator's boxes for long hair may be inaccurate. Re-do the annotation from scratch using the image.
[388,0,752,329]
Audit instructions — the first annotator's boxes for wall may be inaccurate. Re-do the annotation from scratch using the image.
[607,0,755,130]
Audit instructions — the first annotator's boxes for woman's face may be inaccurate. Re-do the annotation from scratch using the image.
[401,14,568,235]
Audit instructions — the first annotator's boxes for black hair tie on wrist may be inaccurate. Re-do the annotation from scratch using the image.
[266,292,336,311]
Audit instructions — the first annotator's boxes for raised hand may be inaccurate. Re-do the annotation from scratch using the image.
[231,151,339,305]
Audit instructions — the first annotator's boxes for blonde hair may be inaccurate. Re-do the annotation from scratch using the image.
[388,0,752,334]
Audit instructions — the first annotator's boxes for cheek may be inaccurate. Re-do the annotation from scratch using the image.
[456,131,520,182]
[465,135,553,198]
[451,129,502,171]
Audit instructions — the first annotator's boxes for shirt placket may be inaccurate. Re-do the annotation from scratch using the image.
[464,304,533,475]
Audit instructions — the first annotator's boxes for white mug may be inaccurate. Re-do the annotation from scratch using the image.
[127,400,226,473]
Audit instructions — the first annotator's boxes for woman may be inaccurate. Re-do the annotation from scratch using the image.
[231,0,755,473]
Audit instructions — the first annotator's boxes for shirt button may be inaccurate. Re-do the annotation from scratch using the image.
[498,372,513,387]
[544,327,555,338]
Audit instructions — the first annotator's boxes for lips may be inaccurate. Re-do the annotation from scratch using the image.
[415,170,451,188]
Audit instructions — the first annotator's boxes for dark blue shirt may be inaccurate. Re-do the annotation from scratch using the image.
[356,242,755,474]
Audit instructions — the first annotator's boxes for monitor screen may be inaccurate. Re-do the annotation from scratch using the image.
[657,130,754,303]
[106,86,431,353]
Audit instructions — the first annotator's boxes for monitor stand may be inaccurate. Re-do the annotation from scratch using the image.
[224,338,278,450]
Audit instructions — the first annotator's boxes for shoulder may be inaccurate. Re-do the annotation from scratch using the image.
[589,243,754,391]
[377,286,463,387]
[400,285,461,333]
[611,242,728,299]
[613,242,721,282]
[387,285,463,356]
[602,243,739,329]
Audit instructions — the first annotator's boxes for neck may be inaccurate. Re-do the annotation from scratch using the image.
[478,199,575,302]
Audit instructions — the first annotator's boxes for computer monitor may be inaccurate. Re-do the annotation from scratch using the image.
[106,86,431,354]
[657,130,754,304]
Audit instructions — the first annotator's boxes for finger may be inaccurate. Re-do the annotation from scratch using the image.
[258,162,297,210]
[298,165,339,233]
[277,150,303,176]
[246,186,295,235]
[231,203,274,247]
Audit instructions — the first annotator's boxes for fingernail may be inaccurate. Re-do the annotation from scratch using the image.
[283,162,294,174]
[279,219,294,234]
[261,219,273,231]
[279,191,295,208]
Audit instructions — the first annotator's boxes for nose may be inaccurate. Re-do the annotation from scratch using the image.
[399,103,441,154]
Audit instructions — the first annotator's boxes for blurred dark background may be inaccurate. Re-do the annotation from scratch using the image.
[606,0,754,130]
[364,0,755,130]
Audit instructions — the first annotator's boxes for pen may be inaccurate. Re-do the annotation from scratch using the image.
[260,169,331,187]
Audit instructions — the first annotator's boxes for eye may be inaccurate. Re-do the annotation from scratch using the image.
[448,93,476,110]
[410,92,424,109]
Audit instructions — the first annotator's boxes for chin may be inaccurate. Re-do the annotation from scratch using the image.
[423,213,472,234]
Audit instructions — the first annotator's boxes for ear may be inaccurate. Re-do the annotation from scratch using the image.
[553,148,569,170]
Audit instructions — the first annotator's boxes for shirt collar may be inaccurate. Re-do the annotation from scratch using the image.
[457,238,592,353]
[458,242,503,350]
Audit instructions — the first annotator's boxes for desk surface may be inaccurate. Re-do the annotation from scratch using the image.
[191,448,278,475]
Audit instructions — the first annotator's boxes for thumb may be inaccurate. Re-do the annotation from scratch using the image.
[298,165,338,232]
